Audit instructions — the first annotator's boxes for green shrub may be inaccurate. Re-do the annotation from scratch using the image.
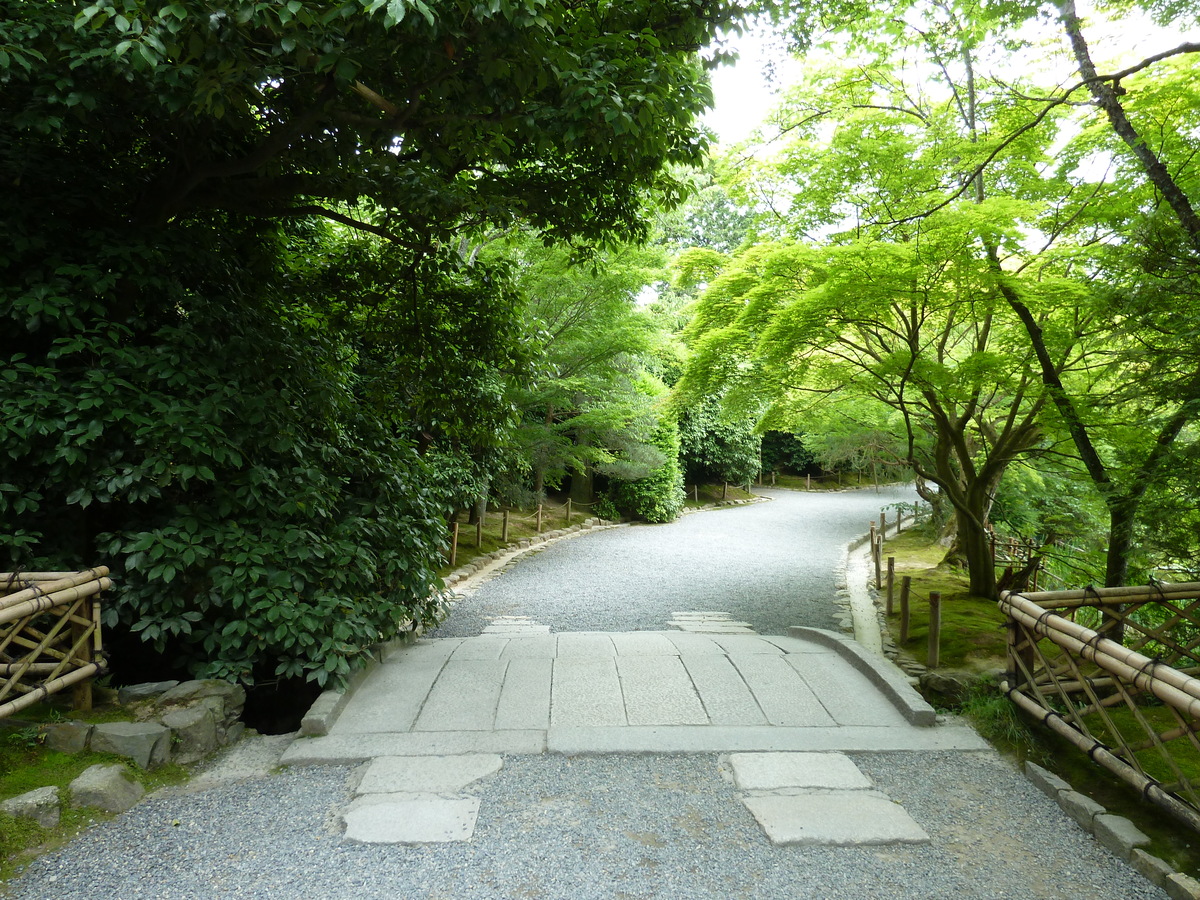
[611,417,685,523]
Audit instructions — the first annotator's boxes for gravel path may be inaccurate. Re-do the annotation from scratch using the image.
[9,750,1164,899]
[5,487,1169,899]
[432,485,918,637]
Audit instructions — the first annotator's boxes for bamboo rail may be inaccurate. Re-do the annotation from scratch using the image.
[999,582,1200,832]
[0,569,109,718]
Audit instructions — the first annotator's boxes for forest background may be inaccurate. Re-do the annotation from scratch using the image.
[2,0,1198,692]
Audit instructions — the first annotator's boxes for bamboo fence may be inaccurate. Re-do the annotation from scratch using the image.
[0,569,109,719]
[999,581,1200,832]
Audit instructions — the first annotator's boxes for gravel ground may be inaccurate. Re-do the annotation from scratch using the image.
[8,750,1165,899]
[432,485,918,638]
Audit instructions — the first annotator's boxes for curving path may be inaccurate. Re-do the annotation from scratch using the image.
[432,485,918,638]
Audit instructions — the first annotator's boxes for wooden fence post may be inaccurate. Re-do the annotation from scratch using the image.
[771,472,776,486]
[886,557,895,616]
[880,510,887,539]
[806,473,811,491]
[566,498,572,523]
[475,516,483,548]
[694,484,699,502]
[450,522,459,566]
[537,504,543,534]
[899,575,912,644]
[502,509,510,543]
[928,591,942,668]
[72,594,94,712]
[722,482,728,500]
[874,536,883,589]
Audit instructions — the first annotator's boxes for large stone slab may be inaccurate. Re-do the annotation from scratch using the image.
[617,655,707,726]
[551,657,625,726]
[357,754,502,795]
[728,752,873,791]
[729,654,836,727]
[679,653,768,726]
[343,795,480,844]
[413,658,506,732]
[741,790,930,846]
[69,764,144,814]
[90,722,171,769]
[1,786,60,828]
[494,657,552,730]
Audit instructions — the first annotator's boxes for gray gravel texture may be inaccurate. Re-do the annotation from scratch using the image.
[432,485,918,638]
[9,751,1165,899]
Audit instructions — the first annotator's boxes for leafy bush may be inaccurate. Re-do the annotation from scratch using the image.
[611,417,685,523]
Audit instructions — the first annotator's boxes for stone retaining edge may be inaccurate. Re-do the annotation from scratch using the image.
[787,626,937,727]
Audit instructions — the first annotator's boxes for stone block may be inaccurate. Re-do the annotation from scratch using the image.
[1093,814,1151,860]
[729,752,873,791]
[1025,762,1071,799]
[69,764,144,814]
[741,790,929,846]
[1,786,60,828]
[1058,790,1105,830]
[90,722,171,769]
[343,795,480,844]
[1131,849,1177,888]
[1167,873,1200,900]
[158,679,246,724]
[356,754,502,795]
[161,705,219,764]
[43,720,92,754]
[117,681,180,705]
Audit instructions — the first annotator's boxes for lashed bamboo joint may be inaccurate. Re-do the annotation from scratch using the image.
[999,582,1200,833]
[0,569,109,719]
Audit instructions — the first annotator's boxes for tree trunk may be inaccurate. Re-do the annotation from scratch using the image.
[569,465,594,504]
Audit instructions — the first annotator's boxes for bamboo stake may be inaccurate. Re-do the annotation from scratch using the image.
[928,592,942,668]
[1014,582,1200,606]
[899,576,912,644]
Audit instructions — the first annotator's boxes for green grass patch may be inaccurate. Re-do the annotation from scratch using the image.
[682,483,756,507]
[437,501,597,577]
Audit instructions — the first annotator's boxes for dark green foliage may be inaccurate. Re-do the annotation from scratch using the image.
[760,430,817,475]
[677,398,761,485]
[610,416,685,523]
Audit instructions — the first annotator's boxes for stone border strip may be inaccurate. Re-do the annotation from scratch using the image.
[787,626,937,727]
[1025,761,1200,899]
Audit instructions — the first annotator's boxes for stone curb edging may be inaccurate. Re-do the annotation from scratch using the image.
[1025,761,1200,898]
[787,626,937,727]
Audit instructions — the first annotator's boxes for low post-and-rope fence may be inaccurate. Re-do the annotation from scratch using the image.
[0,569,109,718]
[999,581,1200,832]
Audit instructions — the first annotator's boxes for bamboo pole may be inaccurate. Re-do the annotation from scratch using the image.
[1015,582,1200,607]
[0,663,102,720]
[0,568,110,612]
[899,576,912,644]
[1004,681,1200,832]
[0,578,111,626]
[1001,593,1200,716]
[928,591,942,668]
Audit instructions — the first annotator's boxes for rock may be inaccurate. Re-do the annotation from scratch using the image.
[69,764,144,814]
[918,670,973,707]
[1,786,60,828]
[117,681,180,705]
[1167,873,1200,900]
[1131,849,1177,888]
[90,721,171,769]
[43,720,93,754]
[1093,814,1151,860]
[1024,761,1071,799]
[1058,790,1105,830]
[161,705,219,764]
[157,679,246,726]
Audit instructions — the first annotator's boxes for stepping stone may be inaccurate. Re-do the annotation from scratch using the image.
[728,752,873,791]
[356,754,502,795]
[343,795,480,844]
[741,790,930,846]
